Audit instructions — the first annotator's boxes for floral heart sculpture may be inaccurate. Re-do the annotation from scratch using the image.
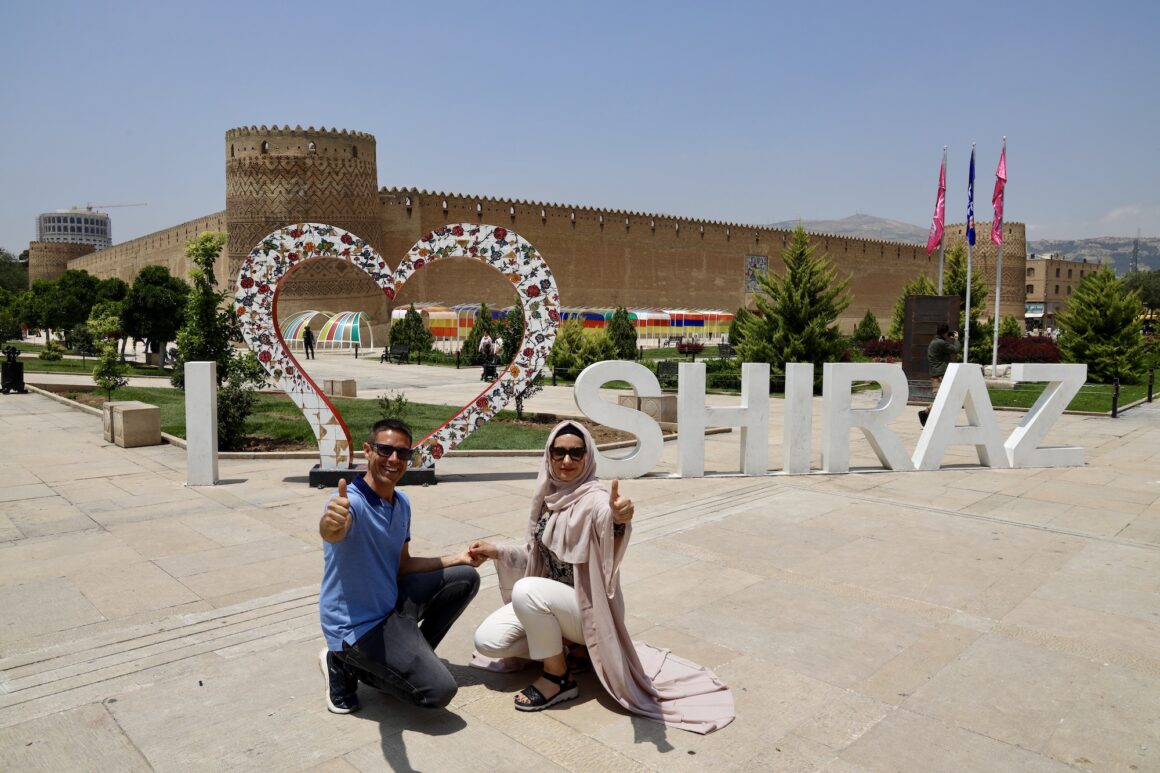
[234,222,560,471]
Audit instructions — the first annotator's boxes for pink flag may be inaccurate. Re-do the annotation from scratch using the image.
[925,152,946,255]
[991,144,1007,246]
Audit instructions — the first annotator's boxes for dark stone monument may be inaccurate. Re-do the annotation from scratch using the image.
[902,296,960,380]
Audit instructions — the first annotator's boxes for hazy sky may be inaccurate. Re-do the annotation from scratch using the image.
[4,0,1158,256]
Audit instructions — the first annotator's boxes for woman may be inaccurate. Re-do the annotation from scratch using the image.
[470,422,734,734]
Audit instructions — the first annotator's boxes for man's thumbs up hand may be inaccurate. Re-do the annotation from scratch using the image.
[609,479,634,525]
[321,478,353,542]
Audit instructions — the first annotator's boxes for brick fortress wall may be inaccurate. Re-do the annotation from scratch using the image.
[379,188,1026,328]
[65,213,229,283]
[34,123,1027,333]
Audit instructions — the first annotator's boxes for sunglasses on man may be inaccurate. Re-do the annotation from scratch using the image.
[369,443,415,461]
[549,446,587,462]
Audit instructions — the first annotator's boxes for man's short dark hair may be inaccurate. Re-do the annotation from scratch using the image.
[936,323,951,336]
[369,418,413,446]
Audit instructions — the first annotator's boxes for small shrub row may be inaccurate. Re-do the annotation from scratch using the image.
[859,338,902,359]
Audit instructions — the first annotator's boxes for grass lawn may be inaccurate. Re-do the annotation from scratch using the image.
[85,387,552,450]
[988,381,1150,413]
[22,358,166,377]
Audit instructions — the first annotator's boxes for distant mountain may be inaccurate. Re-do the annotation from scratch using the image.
[768,214,929,244]
[768,214,1159,274]
[1027,237,1159,274]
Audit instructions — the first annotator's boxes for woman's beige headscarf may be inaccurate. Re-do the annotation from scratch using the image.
[529,422,610,570]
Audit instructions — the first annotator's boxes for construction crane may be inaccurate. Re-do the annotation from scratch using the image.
[85,202,147,211]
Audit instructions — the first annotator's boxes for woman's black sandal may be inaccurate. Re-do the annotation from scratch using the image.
[514,669,579,712]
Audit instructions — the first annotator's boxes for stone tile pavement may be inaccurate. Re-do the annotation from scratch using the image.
[1,381,1159,771]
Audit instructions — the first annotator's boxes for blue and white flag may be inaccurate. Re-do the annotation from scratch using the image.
[966,147,976,246]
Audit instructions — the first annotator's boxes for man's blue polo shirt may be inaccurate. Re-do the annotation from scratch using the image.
[319,476,411,651]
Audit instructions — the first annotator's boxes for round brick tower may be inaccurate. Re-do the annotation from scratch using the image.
[225,125,388,320]
[27,241,95,283]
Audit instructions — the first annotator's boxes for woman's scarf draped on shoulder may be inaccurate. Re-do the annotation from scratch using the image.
[528,422,608,566]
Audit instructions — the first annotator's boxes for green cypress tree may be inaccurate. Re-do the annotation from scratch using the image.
[737,226,850,376]
[852,309,882,343]
[606,306,638,360]
[547,318,586,378]
[462,303,498,365]
[403,304,432,355]
[502,303,525,364]
[1057,268,1148,383]
[728,307,753,350]
[943,243,989,328]
[887,274,938,339]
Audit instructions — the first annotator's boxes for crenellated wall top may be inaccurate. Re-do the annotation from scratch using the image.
[378,186,985,249]
[225,125,376,142]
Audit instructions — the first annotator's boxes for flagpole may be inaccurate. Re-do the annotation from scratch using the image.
[963,143,975,363]
[938,146,947,294]
[991,137,1008,375]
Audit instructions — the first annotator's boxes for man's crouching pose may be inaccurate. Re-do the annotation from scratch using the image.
[318,419,482,713]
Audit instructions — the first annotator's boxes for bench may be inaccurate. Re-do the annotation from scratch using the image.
[380,344,410,364]
[662,336,682,348]
[656,360,680,391]
[717,342,735,358]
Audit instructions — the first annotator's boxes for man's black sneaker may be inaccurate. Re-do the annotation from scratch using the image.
[320,648,360,714]
[918,409,929,427]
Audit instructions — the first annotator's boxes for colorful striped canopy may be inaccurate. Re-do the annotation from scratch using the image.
[317,311,373,349]
[279,310,330,346]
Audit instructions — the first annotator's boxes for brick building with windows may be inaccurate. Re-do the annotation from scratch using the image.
[1024,252,1100,331]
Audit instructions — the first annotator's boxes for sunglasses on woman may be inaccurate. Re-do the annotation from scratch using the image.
[369,443,415,461]
[549,446,587,462]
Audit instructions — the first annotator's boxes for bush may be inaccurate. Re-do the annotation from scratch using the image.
[376,390,410,424]
[217,352,267,451]
[38,341,64,361]
[860,338,902,360]
[547,319,585,377]
[997,335,1060,364]
[676,340,704,356]
[580,329,617,366]
[69,324,99,357]
[92,344,129,398]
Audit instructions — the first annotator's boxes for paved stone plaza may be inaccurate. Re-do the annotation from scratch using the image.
[1,358,1159,771]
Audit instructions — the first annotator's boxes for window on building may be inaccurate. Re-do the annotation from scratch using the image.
[1067,286,1072,295]
[1055,267,1060,278]
[1055,284,1060,294]
[1026,284,1034,293]
[1026,267,1034,277]
[1068,269,1072,278]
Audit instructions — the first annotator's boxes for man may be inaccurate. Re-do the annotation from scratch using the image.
[303,326,315,360]
[918,323,960,426]
[478,332,496,382]
[319,419,482,713]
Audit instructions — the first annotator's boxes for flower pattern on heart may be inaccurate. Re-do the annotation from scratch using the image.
[234,222,559,472]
